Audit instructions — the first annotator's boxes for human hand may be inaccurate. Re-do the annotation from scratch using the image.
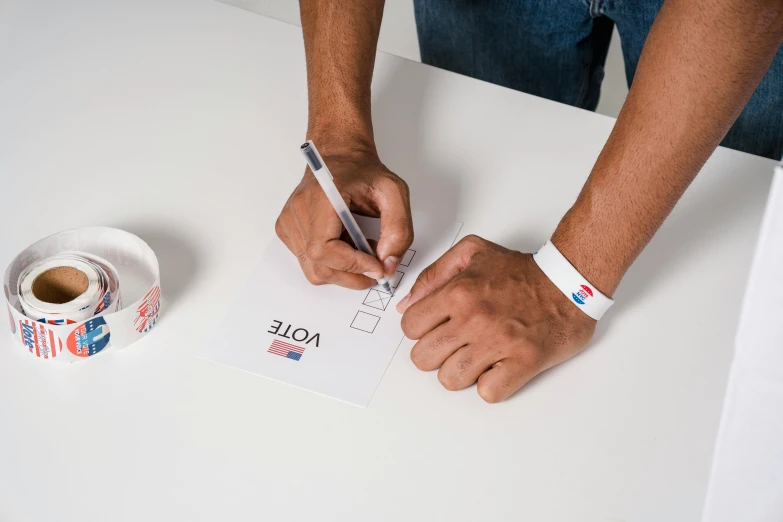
[276,149,413,289]
[398,235,597,403]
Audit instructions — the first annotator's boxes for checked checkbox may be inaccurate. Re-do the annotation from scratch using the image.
[363,289,392,311]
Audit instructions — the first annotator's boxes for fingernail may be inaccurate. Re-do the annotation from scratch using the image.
[363,271,382,279]
[383,256,401,275]
[396,293,411,312]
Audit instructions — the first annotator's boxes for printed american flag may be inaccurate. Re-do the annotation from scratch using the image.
[268,339,305,361]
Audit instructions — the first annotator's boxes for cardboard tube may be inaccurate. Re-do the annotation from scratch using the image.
[31,266,89,304]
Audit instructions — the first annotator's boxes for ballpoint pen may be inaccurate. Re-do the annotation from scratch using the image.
[300,140,394,294]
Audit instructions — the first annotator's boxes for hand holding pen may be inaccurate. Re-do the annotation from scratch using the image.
[275,141,413,290]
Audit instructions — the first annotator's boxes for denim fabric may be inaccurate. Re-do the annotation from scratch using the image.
[414,0,783,159]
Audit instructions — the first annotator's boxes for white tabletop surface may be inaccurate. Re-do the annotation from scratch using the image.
[702,167,783,522]
[0,1,778,520]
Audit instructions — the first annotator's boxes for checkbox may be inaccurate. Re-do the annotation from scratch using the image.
[351,311,381,333]
[389,270,404,288]
[363,289,392,311]
[400,249,416,267]
[372,271,404,293]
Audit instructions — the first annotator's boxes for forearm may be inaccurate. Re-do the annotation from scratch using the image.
[552,0,783,295]
[300,0,384,155]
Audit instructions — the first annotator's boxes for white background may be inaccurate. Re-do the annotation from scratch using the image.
[0,1,777,520]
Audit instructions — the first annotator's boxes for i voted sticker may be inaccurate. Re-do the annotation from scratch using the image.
[67,317,111,357]
[18,319,62,359]
[134,286,160,333]
[572,284,594,305]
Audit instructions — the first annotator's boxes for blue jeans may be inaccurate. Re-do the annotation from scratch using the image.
[414,0,783,160]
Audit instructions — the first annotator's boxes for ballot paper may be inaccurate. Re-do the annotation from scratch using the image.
[202,212,462,407]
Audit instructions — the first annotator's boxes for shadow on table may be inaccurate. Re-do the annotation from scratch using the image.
[612,167,772,315]
[372,61,462,226]
[112,221,204,314]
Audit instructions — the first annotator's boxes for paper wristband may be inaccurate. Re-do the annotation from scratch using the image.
[533,240,613,320]
[3,227,161,361]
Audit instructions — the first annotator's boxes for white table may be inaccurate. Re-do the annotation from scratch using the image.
[0,1,777,520]
[702,167,783,522]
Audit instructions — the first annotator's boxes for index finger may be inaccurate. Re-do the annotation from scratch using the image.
[297,195,384,276]
[400,283,452,340]
[396,235,482,313]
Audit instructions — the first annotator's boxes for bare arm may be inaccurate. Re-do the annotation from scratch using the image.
[400,0,783,403]
[553,0,783,296]
[276,1,412,288]
[300,0,384,155]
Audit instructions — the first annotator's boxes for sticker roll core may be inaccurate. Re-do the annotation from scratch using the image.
[3,227,161,361]
[19,256,104,319]
[31,266,89,304]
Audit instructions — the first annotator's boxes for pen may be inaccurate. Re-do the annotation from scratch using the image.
[300,140,394,294]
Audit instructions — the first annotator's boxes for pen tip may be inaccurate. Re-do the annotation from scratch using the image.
[383,283,392,293]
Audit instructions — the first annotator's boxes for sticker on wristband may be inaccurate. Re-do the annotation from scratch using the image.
[533,241,614,320]
[3,227,161,362]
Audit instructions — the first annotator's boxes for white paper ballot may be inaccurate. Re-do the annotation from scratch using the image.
[202,212,463,407]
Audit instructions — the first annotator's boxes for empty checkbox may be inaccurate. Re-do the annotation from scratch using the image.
[350,311,381,333]
[399,249,416,267]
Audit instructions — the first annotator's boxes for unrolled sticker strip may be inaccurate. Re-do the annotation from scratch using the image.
[3,227,161,362]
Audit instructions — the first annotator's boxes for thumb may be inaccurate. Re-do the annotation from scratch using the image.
[397,235,481,313]
[374,178,414,276]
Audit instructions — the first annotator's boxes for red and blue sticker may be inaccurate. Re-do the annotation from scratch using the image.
[38,317,77,326]
[572,284,594,305]
[93,289,112,315]
[134,286,160,333]
[18,319,62,359]
[67,317,110,357]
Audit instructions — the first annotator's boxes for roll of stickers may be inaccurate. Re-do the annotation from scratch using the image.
[3,228,161,361]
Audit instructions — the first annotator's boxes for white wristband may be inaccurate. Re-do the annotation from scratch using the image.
[533,240,614,320]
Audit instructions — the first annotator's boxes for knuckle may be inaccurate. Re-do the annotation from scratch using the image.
[304,271,324,286]
[471,299,497,323]
[376,173,410,202]
[457,354,474,373]
[385,227,413,249]
[415,267,434,288]
[448,279,475,303]
[305,241,325,262]
[274,217,285,239]
[312,264,332,281]
[341,256,360,274]
[402,226,415,247]
[393,222,414,244]
[290,194,309,215]
[498,323,520,345]
[477,298,498,316]
[395,176,410,197]
[462,234,484,249]
[518,349,545,372]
